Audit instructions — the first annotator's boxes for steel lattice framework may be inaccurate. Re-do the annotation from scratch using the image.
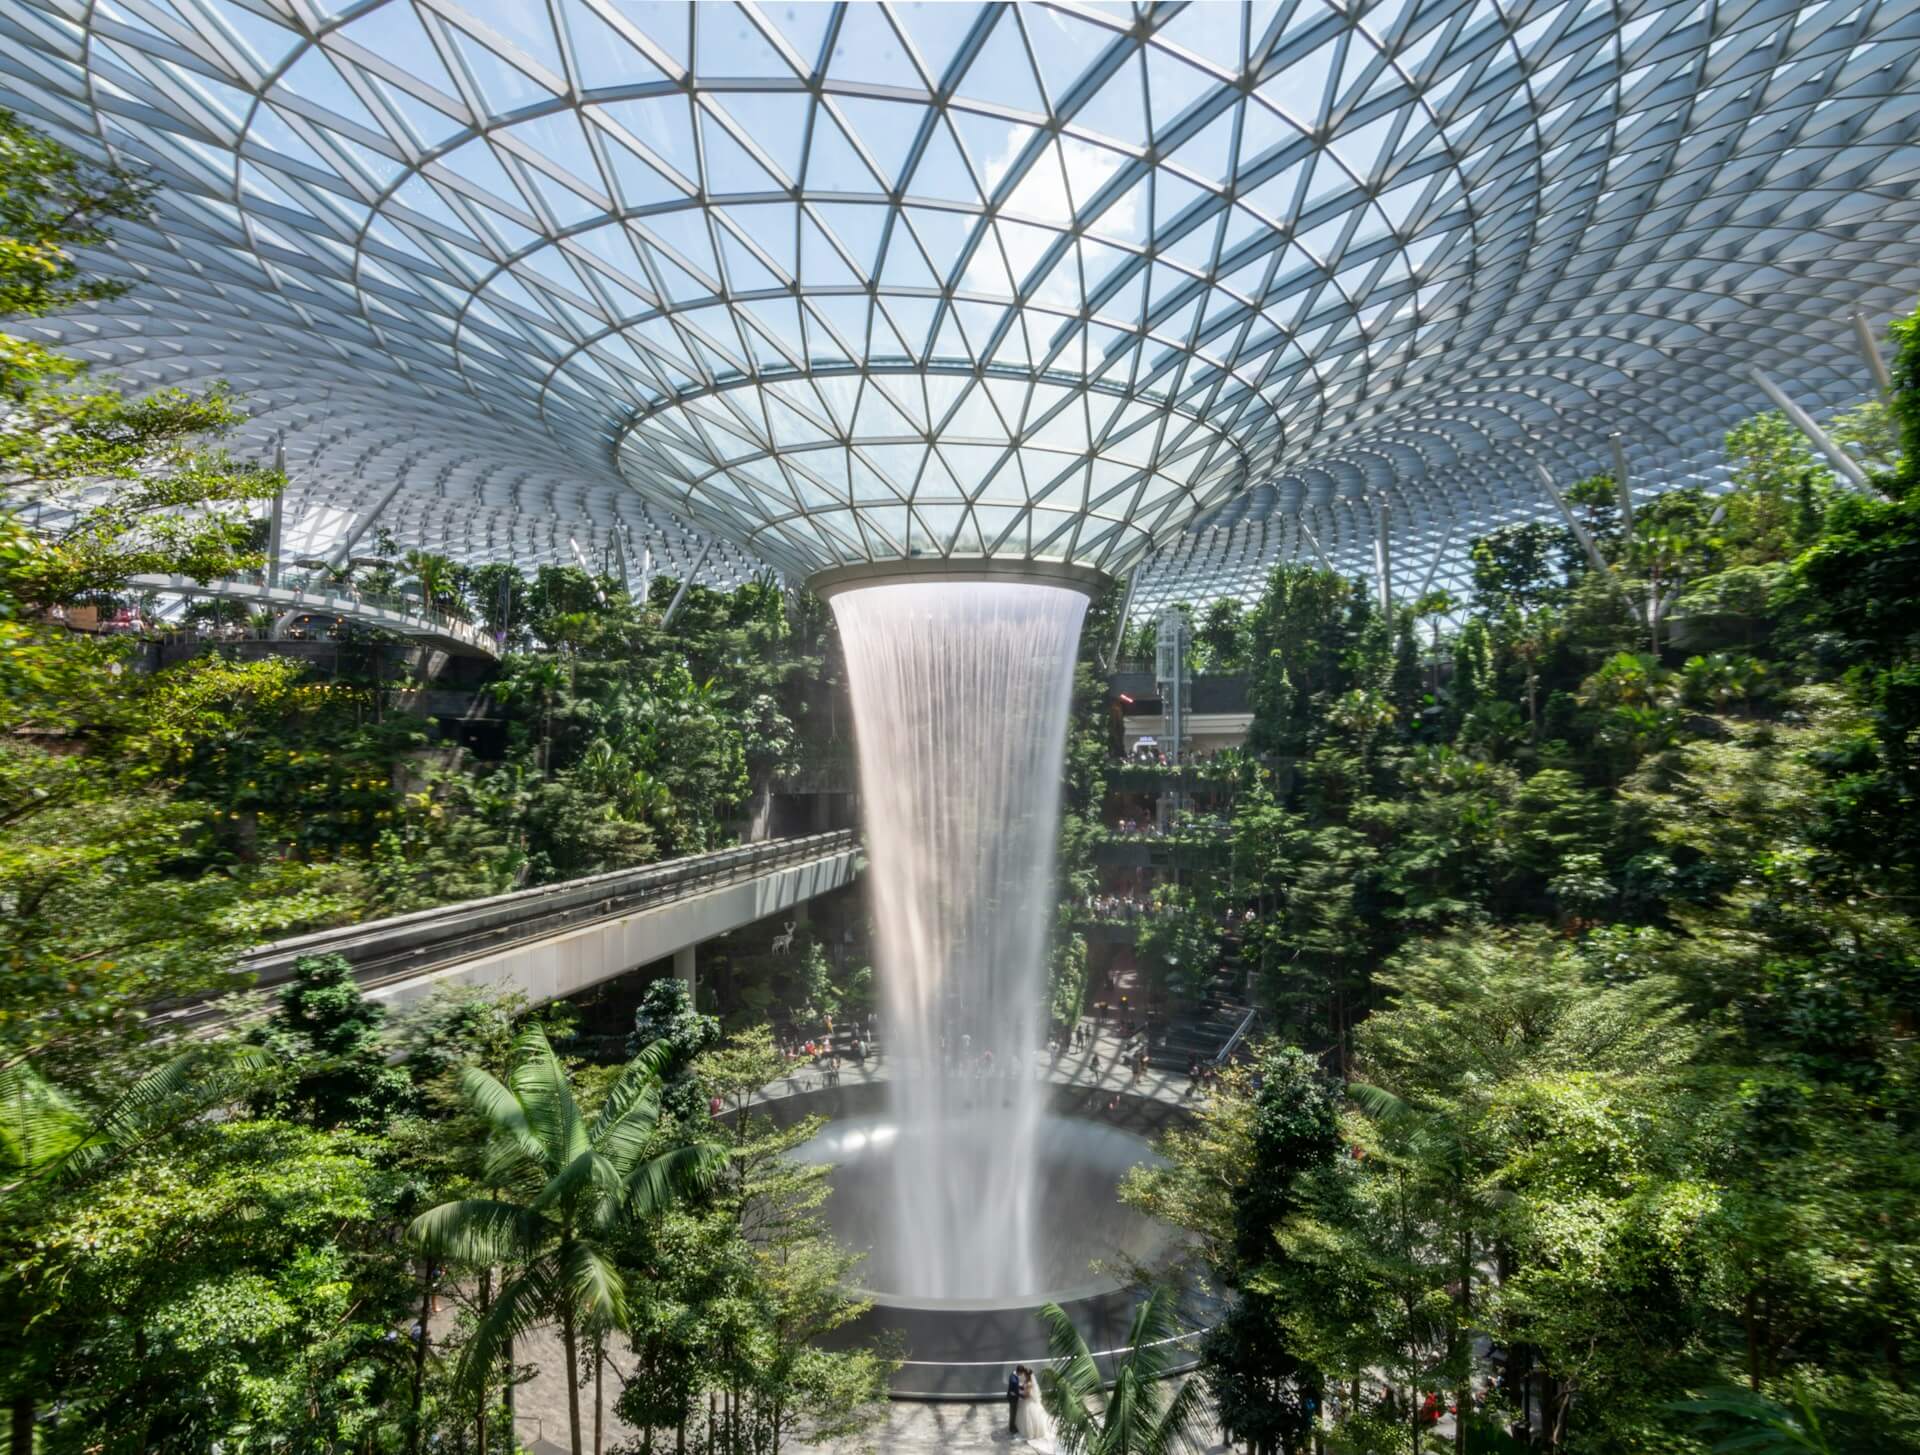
[2,0,1918,603]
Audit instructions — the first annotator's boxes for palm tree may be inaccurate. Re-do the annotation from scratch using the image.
[409,1027,725,1455]
[1039,1285,1207,1455]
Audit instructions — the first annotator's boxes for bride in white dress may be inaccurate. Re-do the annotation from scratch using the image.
[1015,1365,1055,1447]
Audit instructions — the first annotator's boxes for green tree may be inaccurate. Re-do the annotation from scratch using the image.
[251,954,411,1132]
[1469,522,1580,615]
[1040,1286,1206,1455]
[409,1028,725,1455]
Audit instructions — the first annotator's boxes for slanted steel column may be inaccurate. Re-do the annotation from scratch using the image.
[1746,368,1871,491]
[611,529,629,594]
[1609,434,1635,538]
[1854,310,1893,401]
[1104,569,1137,670]
[326,477,408,568]
[1533,462,1610,578]
[1372,499,1392,613]
[266,437,286,588]
[661,541,713,629]
[1298,516,1335,573]
[1415,527,1453,601]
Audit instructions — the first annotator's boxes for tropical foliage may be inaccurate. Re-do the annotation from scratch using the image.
[1123,301,1920,1452]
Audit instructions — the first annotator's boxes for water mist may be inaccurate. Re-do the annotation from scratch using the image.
[829,580,1087,1300]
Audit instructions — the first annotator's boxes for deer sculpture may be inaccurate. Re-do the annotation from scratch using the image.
[770,921,797,955]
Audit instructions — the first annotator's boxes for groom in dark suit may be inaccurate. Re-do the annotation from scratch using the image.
[1007,1367,1022,1433]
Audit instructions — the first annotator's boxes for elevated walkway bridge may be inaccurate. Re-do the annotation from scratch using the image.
[166,830,861,1033]
[127,573,500,658]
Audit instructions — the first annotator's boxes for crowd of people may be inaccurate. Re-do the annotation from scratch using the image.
[1081,892,1171,921]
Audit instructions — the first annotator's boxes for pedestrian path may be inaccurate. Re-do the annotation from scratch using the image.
[754,1015,1217,1117]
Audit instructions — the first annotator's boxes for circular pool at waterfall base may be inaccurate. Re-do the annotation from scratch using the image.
[769,1082,1217,1400]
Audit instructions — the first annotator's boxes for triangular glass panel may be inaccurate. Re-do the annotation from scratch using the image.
[801,212,862,287]
[1070,52,1147,146]
[926,306,972,365]
[1145,44,1216,138]
[826,2,911,83]
[806,110,886,194]
[707,90,811,183]
[998,218,1063,293]
[1090,171,1152,246]
[562,0,670,90]
[955,9,1047,116]
[1170,104,1239,187]
[1263,34,1339,126]
[878,228,941,291]
[449,25,559,113]
[599,136,688,209]
[437,136,525,208]
[598,96,701,184]
[949,109,1039,195]
[715,202,793,279]
[699,106,782,194]
[1153,168,1209,237]
[1005,139,1075,226]
[719,229,784,293]
[763,0,835,74]
[641,206,719,279]
[905,206,980,284]
[835,96,929,192]
[692,2,797,79]
[1329,112,1398,185]
[806,293,874,356]
[1156,3,1244,72]
[889,0,981,89]
[812,202,890,279]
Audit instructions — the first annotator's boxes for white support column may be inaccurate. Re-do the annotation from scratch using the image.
[1747,368,1871,491]
[266,437,286,590]
[1533,462,1610,577]
[1609,433,1635,538]
[1104,569,1137,671]
[674,943,697,1007]
[661,541,713,629]
[1298,517,1335,573]
[326,477,408,567]
[1854,310,1893,400]
[1415,527,1453,601]
[1372,499,1392,613]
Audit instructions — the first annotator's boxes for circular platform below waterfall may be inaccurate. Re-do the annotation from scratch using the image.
[760,1080,1217,1400]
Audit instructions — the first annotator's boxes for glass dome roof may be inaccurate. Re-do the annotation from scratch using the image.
[4,0,1918,595]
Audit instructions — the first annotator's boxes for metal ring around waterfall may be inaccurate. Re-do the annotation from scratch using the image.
[806,558,1112,601]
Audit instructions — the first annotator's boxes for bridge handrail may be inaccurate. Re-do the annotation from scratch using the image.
[1213,1004,1259,1065]
[236,829,861,992]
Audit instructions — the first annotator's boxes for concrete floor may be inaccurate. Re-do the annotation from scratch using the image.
[507,1331,1229,1454]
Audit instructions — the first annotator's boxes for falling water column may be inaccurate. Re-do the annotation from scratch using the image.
[822,568,1094,1300]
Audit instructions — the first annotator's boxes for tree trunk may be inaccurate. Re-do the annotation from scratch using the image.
[561,1306,583,1455]
[504,1330,516,1439]
[593,1336,604,1455]
[1456,1221,1472,1454]
[10,1394,33,1455]
[477,1267,492,1455]
[410,1258,433,1455]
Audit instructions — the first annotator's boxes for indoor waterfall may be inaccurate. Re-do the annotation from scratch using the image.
[830,580,1088,1300]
